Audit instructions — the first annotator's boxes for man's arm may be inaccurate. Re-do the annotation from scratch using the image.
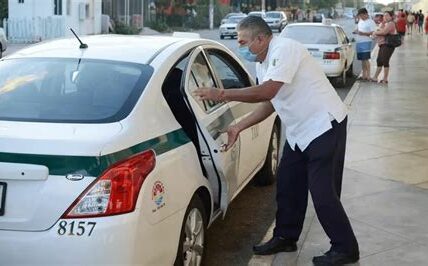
[223,102,275,150]
[236,101,275,131]
[194,80,283,103]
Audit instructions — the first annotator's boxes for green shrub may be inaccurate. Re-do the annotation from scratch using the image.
[113,21,140,35]
[146,20,170,32]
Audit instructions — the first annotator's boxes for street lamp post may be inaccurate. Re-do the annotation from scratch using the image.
[209,0,214,30]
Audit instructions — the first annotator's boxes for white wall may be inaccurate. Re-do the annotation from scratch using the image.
[64,0,101,36]
[8,0,54,19]
[8,0,101,39]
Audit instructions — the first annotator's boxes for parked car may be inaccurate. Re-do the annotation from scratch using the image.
[265,11,288,32]
[281,22,355,87]
[219,15,247,39]
[0,34,280,265]
[220,12,245,24]
[248,11,267,20]
[0,28,7,58]
[312,13,325,22]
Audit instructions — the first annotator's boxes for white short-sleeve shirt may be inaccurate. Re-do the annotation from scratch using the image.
[356,19,377,43]
[256,37,347,151]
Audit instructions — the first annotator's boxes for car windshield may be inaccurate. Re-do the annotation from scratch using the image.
[0,58,153,123]
[266,13,281,18]
[282,26,337,44]
[226,16,244,23]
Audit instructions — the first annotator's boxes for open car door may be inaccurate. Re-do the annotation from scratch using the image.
[181,47,240,217]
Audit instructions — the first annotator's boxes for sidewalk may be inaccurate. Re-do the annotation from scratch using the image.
[249,34,428,265]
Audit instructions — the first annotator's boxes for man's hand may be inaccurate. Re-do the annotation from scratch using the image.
[221,124,241,152]
[193,87,225,102]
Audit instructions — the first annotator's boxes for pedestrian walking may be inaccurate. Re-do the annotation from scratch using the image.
[194,16,359,266]
[417,10,424,34]
[372,11,397,84]
[353,8,377,81]
[396,13,407,40]
[407,12,415,34]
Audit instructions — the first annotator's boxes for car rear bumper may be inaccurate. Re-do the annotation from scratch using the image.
[321,61,345,77]
[0,209,185,265]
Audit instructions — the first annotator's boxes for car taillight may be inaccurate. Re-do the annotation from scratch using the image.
[323,52,340,60]
[62,150,156,218]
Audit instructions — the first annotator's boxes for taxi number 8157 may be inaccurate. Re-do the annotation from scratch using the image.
[57,220,96,236]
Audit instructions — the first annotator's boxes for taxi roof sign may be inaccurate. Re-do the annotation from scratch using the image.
[322,18,333,25]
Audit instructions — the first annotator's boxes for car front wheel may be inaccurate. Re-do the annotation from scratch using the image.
[174,195,207,266]
[220,35,224,39]
[254,122,280,186]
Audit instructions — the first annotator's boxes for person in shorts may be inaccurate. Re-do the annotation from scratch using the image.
[353,8,377,81]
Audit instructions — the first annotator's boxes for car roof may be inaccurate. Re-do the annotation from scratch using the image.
[286,22,340,28]
[6,35,199,65]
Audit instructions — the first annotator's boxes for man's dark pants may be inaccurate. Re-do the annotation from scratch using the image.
[273,117,359,254]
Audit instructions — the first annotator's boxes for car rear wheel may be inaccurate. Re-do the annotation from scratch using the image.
[220,35,224,40]
[174,195,207,266]
[254,122,280,186]
[346,62,354,77]
[336,69,347,88]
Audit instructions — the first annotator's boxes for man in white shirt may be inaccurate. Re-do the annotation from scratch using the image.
[194,16,359,265]
[353,8,377,81]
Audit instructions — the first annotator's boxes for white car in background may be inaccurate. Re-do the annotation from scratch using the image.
[219,15,247,39]
[281,21,355,87]
[0,34,280,265]
[220,12,245,24]
[0,28,7,58]
[265,11,288,32]
[248,11,267,20]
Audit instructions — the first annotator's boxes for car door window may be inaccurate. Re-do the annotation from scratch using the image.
[206,50,251,89]
[337,28,348,44]
[189,52,221,112]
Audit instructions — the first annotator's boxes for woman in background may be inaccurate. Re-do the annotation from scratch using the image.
[372,11,397,84]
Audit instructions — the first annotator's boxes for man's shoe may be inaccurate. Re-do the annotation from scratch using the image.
[253,236,297,255]
[312,250,359,265]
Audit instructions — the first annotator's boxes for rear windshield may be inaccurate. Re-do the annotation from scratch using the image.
[0,58,153,123]
[266,13,281,18]
[282,26,338,44]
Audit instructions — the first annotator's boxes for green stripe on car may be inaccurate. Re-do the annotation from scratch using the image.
[0,129,191,177]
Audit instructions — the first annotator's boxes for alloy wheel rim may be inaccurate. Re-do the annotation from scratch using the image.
[183,208,204,266]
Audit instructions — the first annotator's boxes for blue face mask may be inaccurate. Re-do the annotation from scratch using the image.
[238,40,258,62]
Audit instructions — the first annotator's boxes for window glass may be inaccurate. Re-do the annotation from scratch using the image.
[0,58,153,123]
[189,53,219,112]
[282,26,338,44]
[207,50,250,89]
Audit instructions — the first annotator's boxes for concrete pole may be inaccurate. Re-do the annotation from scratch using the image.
[141,0,144,28]
[262,0,266,11]
[209,0,214,30]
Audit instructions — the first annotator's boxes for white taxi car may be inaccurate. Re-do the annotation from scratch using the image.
[280,22,355,87]
[219,15,246,39]
[0,34,280,265]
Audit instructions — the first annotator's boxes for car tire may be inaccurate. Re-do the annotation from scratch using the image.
[0,45,2,59]
[220,35,224,40]
[254,121,280,186]
[174,194,207,266]
[336,69,347,88]
[346,62,354,77]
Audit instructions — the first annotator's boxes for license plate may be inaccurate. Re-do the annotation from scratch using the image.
[310,51,322,58]
[0,182,6,216]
